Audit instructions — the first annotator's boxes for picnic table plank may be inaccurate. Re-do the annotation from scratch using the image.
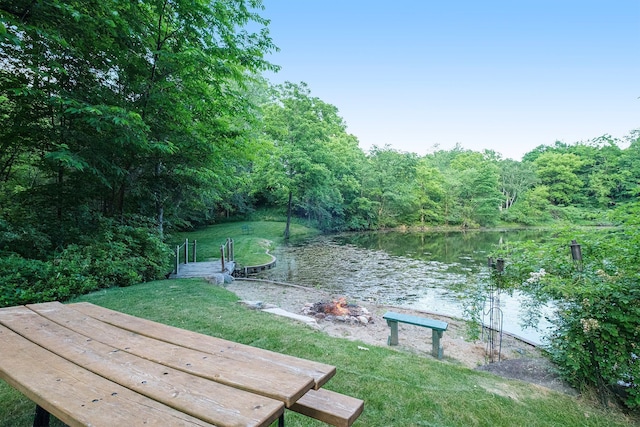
[69,301,336,388]
[291,388,364,427]
[0,305,284,427]
[27,302,315,407]
[0,324,217,427]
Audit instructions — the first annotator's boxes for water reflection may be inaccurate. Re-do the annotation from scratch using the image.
[258,230,553,344]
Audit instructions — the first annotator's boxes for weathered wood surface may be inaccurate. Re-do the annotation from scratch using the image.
[28,302,312,407]
[170,260,235,278]
[0,324,220,427]
[70,302,336,390]
[0,302,363,426]
[290,388,364,427]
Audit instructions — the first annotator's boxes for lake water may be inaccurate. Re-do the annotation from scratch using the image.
[256,229,554,345]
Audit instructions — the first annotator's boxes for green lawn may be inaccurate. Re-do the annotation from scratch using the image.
[1,278,636,427]
[170,220,319,267]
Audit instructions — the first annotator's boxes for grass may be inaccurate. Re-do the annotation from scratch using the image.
[2,221,637,426]
[1,279,637,427]
[170,220,319,266]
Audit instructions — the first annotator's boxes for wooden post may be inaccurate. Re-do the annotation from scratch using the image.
[432,330,444,359]
[175,245,180,274]
[192,240,197,263]
[386,320,399,345]
[220,245,225,272]
[34,405,50,427]
[230,239,234,261]
[184,239,189,264]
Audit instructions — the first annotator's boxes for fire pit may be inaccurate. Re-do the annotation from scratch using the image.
[302,298,373,325]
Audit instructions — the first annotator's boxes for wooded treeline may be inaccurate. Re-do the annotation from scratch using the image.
[0,1,638,299]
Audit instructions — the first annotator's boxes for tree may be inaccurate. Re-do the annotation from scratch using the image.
[533,152,584,205]
[499,159,536,211]
[500,185,552,225]
[618,130,640,201]
[414,158,444,226]
[449,152,502,227]
[0,0,278,305]
[0,0,276,242]
[323,133,369,230]
[256,82,353,237]
[361,146,419,227]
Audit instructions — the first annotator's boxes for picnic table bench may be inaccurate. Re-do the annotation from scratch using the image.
[0,302,363,427]
[383,311,449,359]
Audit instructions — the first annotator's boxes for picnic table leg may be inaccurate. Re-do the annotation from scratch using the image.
[432,330,444,359]
[386,319,399,345]
[278,413,285,427]
[33,405,50,427]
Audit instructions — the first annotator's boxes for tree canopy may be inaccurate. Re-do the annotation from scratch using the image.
[1,0,639,305]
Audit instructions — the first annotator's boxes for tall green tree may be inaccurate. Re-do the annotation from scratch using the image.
[449,151,502,227]
[362,146,418,227]
[0,0,276,244]
[414,158,444,226]
[499,159,536,211]
[617,130,640,201]
[255,82,354,237]
[532,152,584,206]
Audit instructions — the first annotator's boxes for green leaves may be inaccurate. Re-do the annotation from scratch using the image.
[495,224,640,409]
[255,81,360,232]
[44,145,88,172]
[1,0,277,238]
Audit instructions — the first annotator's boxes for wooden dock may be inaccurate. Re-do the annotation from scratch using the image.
[170,260,235,279]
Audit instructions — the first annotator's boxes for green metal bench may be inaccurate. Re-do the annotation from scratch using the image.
[383,311,448,359]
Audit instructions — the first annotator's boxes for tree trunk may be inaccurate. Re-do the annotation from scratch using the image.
[157,204,164,237]
[155,161,164,237]
[56,166,64,221]
[284,190,292,240]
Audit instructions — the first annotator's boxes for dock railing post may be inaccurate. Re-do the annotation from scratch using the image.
[226,238,234,262]
[175,245,180,274]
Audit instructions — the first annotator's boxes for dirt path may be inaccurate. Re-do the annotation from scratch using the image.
[222,278,577,396]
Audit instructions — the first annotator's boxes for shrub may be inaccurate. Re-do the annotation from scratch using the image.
[0,252,97,307]
[0,217,173,308]
[494,224,639,410]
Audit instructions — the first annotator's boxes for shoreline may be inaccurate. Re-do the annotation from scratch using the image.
[223,277,579,395]
[235,277,542,347]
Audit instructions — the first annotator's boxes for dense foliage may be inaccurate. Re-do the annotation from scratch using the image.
[0,216,171,306]
[2,2,639,248]
[1,0,275,300]
[493,208,640,409]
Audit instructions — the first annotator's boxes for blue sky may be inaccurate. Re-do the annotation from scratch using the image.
[259,1,639,160]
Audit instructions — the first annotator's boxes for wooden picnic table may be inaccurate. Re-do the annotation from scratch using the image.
[0,301,361,427]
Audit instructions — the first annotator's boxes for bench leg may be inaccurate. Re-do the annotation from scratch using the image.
[278,413,285,427]
[386,320,399,346]
[432,330,444,359]
[33,405,50,427]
